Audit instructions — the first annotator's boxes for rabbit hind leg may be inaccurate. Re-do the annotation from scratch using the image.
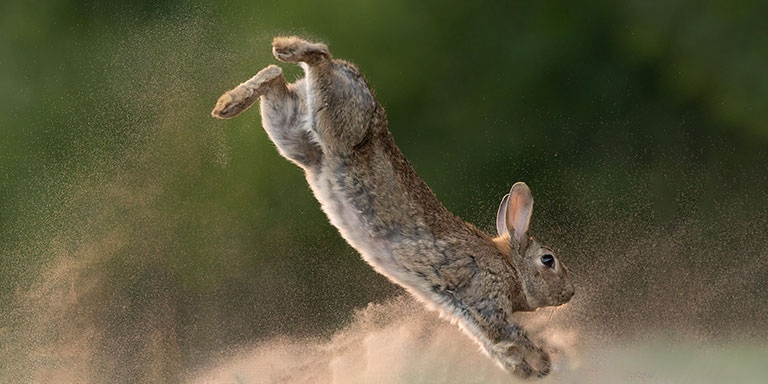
[272,36,331,65]
[259,77,323,170]
[212,64,322,169]
[272,36,376,156]
[212,64,284,119]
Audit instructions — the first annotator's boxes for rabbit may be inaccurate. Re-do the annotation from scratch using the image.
[211,36,574,379]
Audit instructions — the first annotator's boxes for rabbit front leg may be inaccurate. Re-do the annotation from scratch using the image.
[259,77,324,170]
[212,65,323,170]
[462,305,551,379]
[488,324,552,379]
[453,294,551,378]
[271,36,376,157]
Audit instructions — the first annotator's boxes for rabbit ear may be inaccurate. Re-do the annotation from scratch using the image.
[505,182,533,243]
[496,193,510,236]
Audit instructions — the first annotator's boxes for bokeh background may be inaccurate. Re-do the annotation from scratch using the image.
[2,1,767,383]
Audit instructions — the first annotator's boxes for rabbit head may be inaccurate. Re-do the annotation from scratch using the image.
[495,182,575,310]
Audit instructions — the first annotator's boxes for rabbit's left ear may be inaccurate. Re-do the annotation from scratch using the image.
[496,193,510,236]
[504,182,534,244]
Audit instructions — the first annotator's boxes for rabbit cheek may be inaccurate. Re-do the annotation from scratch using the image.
[521,280,545,309]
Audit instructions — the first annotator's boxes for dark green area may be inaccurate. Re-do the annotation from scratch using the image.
[1,0,767,382]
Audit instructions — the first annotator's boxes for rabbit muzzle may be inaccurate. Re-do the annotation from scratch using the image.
[561,283,575,303]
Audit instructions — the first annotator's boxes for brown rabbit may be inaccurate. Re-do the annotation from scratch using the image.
[212,36,574,379]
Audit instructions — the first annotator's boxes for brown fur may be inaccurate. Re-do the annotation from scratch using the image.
[212,36,574,379]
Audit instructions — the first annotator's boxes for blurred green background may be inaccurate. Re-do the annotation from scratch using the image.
[2,0,767,382]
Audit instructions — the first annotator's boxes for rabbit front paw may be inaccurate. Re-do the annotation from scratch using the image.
[528,345,551,378]
[499,343,551,379]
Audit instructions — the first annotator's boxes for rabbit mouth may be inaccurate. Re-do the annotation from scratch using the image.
[549,286,575,307]
[560,286,575,304]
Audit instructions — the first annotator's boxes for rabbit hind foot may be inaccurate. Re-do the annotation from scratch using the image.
[212,65,284,119]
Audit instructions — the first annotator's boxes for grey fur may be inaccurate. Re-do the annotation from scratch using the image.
[212,36,574,379]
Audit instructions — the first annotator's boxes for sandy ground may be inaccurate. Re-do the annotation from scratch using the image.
[191,297,768,384]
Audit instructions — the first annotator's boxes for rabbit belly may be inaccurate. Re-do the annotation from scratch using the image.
[306,170,505,363]
[306,170,441,298]
[308,172,401,271]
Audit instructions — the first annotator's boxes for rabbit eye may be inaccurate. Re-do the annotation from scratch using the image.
[540,254,555,268]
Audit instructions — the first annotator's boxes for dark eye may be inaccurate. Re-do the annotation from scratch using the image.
[540,254,555,268]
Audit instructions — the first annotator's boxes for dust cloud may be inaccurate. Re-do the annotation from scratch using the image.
[191,291,767,384]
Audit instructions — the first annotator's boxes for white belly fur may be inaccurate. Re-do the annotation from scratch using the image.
[305,167,500,367]
[305,169,464,311]
[306,169,404,276]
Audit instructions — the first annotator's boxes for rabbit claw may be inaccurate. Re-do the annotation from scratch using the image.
[499,343,551,379]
